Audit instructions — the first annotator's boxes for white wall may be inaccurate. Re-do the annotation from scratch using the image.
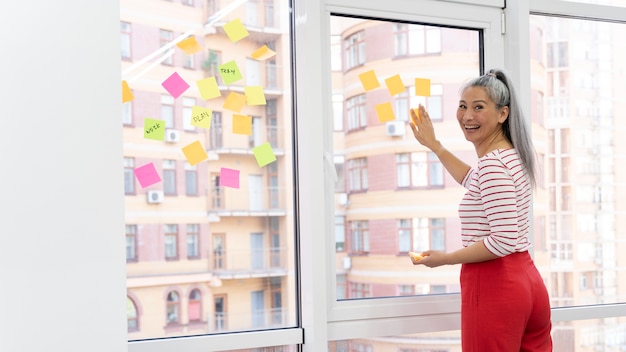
[0,1,127,352]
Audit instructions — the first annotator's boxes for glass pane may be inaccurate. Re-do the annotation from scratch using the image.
[121,0,296,340]
[331,14,480,299]
[329,331,462,351]
[530,15,626,308]
[561,0,626,7]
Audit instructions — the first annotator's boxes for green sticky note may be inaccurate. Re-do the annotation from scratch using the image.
[218,60,243,85]
[253,142,277,167]
[191,106,212,129]
[245,86,266,105]
[143,118,166,141]
[181,140,208,166]
[197,77,221,100]
[375,102,396,123]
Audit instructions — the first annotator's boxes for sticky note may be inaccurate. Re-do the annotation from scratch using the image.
[143,118,166,141]
[223,18,249,43]
[197,77,221,100]
[410,108,421,124]
[253,142,277,167]
[244,86,266,105]
[415,78,431,97]
[181,140,208,166]
[162,72,190,98]
[232,114,252,135]
[223,91,246,112]
[359,70,380,91]
[251,45,276,60]
[220,167,240,189]
[218,60,243,85]
[122,80,134,103]
[176,36,202,55]
[191,106,212,129]
[134,163,161,188]
[385,74,405,96]
[375,102,395,123]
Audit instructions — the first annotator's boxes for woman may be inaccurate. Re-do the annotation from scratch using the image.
[409,69,553,351]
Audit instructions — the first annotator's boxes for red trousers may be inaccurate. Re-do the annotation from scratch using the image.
[460,251,553,351]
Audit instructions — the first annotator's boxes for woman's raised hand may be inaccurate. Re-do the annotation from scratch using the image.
[409,104,439,151]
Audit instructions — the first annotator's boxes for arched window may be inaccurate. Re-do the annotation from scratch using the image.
[166,291,180,324]
[126,297,138,332]
[188,289,202,322]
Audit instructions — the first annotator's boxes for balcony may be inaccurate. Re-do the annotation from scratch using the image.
[210,247,289,279]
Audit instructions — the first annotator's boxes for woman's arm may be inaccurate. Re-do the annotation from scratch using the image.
[409,105,471,184]
[412,241,499,267]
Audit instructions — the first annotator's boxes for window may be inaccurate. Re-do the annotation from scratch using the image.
[349,220,369,254]
[347,157,367,192]
[122,100,132,125]
[208,111,222,149]
[127,297,139,331]
[161,94,175,128]
[166,291,180,324]
[126,225,137,262]
[203,49,221,82]
[344,31,365,70]
[396,152,444,188]
[335,215,346,252]
[159,29,174,65]
[120,21,131,59]
[164,224,178,260]
[212,233,225,270]
[210,173,222,208]
[187,224,199,259]
[214,295,227,331]
[346,94,366,130]
[182,97,195,131]
[124,157,135,195]
[188,289,202,322]
[393,23,441,56]
[266,99,278,147]
[162,160,176,195]
[185,162,198,196]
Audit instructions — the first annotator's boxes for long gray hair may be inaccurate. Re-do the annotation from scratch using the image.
[462,68,537,188]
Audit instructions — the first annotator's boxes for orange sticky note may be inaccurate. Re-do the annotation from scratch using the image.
[232,114,252,135]
[253,142,277,167]
[359,70,380,91]
[223,18,249,43]
[385,74,405,96]
[197,77,221,100]
[375,102,395,123]
[415,78,431,97]
[251,45,276,60]
[181,140,208,166]
[191,106,212,129]
[122,80,134,103]
[410,108,421,124]
[223,91,246,112]
[176,36,202,55]
[245,86,266,105]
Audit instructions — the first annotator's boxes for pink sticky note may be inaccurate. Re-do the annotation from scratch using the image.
[161,72,190,98]
[133,163,161,188]
[220,167,240,189]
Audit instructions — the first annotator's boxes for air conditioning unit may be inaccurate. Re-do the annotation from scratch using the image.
[385,121,405,137]
[165,129,180,143]
[146,190,164,204]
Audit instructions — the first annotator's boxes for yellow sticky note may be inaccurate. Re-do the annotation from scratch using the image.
[232,114,252,135]
[385,74,405,96]
[223,92,247,112]
[176,36,202,55]
[251,45,276,60]
[375,102,395,123]
[122,80,134,103]
[415,78,431,97]
[197,77,221,100]
[359,70,380,91]
[181,140,208,166]
[223,18,249,43]
[245,86,266,105]
[253,142,277,167]
[191,106,212,129]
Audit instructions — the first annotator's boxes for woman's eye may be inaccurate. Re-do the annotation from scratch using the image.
[458,104,466,109]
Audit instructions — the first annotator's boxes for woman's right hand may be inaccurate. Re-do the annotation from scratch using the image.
[409,104,440,152]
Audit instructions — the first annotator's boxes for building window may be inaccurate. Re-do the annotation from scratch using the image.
[120,21,131,59]
[182,0,194,6]
[335,215,346,252]
[264,0,275,27]
[165,224,178,260]
[349,282,371,299]
[127,297,139,331]
[268,162,279,208]
[163,160,177,195]
[122,101,132,125]
[126,225,137,262]
[413,217,446,252]
[347,157,368,192]
[182,97,195,131]
[214,295,227,331]
[188,289,202,322]
[203,49,221,83]
[349,220,369,254]
[211,173,222,208]
[187,224,200,259]
[397,219,412,253]
[394,23,441,56]
[269,217,280,267]
[396,152,443,188]
[346,94,366,131]
[209,111,223,149]
[124,157,135,195]
[212,233,225,270]
[161,94,175,129]
[344,31,365,70]
[185,162,198,196]
[166,291,180,324]
[159,29,174,65]
[266,99,278,147]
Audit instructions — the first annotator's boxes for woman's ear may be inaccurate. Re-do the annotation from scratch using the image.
[498,106,509,124]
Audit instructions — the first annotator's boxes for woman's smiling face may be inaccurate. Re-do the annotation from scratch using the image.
[456,86,509,152]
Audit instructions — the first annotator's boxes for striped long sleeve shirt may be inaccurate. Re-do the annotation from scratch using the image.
[459,148,533,257]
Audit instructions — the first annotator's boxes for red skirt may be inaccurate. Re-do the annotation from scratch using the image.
[460,251,553,351]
